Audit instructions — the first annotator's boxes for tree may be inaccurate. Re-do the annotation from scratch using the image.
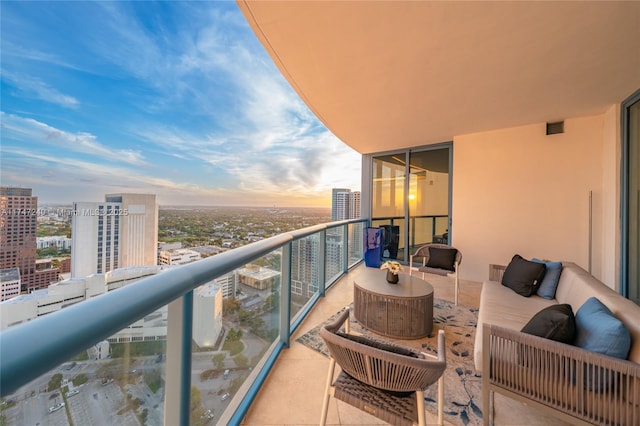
[190,386,202,411]
[47,373,63,391]
[72,373,88,386]
[249,316,265,336]
[212,353,226,369]
[238,309,253,324]
[222,298,241,315]
[233,353,248,369]
[225,328,243,341]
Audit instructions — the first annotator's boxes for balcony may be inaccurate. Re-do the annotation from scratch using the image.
[1,217,487,425]
[4,219,412,425]
[2,3,638,425]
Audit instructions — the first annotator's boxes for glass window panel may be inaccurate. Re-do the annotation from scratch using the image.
[325,228,344,284]
[190,252,281,424]
[409,149,450,254]
[2,315,167,425]
[290,236,320,319]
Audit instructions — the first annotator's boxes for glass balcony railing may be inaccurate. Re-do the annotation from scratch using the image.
[0,218,367,426]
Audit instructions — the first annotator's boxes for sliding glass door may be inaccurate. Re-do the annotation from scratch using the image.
[623,91,640,304]
[371,145,451,262]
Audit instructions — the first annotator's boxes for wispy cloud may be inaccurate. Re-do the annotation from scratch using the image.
[1,113,146,166]
[0,2,361,206]
[1,70,79,109]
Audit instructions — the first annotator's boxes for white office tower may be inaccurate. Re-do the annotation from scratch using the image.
[331,188,361,221]
[193,283,223,348]
[71,194,158,278]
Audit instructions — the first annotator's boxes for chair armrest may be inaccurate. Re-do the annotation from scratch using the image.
[484,324,640,424]
[323,307,350,334]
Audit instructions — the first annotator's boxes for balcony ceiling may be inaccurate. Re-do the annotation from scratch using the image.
[238,1,640,154]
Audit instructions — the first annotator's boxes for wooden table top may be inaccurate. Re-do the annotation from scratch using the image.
[354,267,434,298]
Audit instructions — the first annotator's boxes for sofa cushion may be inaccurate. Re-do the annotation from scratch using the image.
[473,280,556,372]
[532,259,563,300]
[574,297,631,360]
[426,247,457,271]
[501,254,546,297]
[521,304,575,343]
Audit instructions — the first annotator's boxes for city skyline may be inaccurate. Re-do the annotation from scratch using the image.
[0,2,361,208]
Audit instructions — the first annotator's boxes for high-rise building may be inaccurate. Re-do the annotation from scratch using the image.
[329,188,362,276]
[0,187,60,293]
[71,193,158,278]
[331,188,361,221]
[291,235,320,299]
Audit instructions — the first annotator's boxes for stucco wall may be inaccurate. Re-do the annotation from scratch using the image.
[452,113,617,287]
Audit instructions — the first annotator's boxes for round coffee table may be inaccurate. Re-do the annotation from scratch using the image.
[353,267,434,339]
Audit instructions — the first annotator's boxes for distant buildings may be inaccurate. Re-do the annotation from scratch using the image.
[327,188,362,280]
[0,187,60,293]
[1,265,162,331]
[37,236,72,250]
[291,235,320,298]
[0,264,224,349]
[331,188,360,221]
[71,193,158,278]
[158,248,202,265]
[0,268,21,301]
[237,264,279,290]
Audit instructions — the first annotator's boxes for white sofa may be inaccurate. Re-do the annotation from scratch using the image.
[475,262,640,425]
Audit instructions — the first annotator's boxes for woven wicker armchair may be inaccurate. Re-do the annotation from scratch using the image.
[410,243,462,305]
[319,308,446,426]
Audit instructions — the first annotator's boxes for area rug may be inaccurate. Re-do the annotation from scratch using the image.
[295,299,483,426]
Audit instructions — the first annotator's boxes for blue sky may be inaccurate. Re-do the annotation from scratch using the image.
[0,1,361,207]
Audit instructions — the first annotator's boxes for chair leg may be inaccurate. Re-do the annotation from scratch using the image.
[437,374,444,426]
[416,390,426,426]
[320,357,336,425]
[454,269,459,306]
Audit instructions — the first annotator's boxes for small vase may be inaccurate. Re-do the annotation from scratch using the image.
[386,270,399,284]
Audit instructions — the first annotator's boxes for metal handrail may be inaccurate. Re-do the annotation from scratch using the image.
[0,218,366,397]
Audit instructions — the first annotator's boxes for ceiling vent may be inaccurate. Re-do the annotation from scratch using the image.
[546,121,564,135]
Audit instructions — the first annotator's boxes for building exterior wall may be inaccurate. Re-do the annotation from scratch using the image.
[0,188,40,292]
[331,189,361,221]
[113,194,158,269]
[238,265,279,290]
[212,273,236,299]
[452,112,616,287]
[0,268,21,301]
[71,202,100,278]
[72,194,157,278]
[1,265,164,332]
[193,283,223,347]
[158,249,202,265]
